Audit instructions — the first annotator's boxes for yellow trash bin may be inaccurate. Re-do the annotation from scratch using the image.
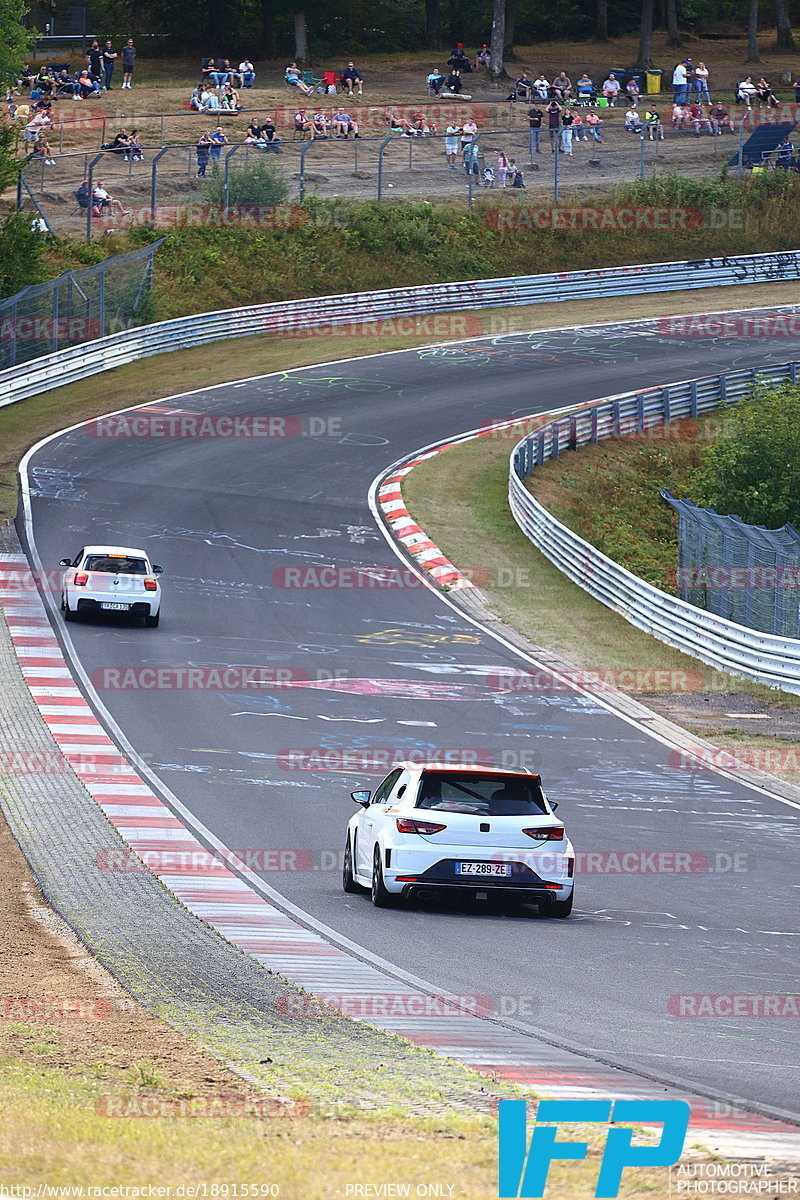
[646,69,662,94]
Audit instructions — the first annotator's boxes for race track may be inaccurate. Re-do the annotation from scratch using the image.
[20,318,800,1120]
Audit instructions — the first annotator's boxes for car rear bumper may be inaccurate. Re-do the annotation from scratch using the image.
[389,857,573,901]
[75,597,157,616]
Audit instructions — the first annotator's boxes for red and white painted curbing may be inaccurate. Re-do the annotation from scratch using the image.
[1,550,797,1148]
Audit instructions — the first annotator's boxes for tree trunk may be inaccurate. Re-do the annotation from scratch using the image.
[294,12,309,63]
[424,0,440,50]
[775,0,795,49]
[594,0,609,41]
[260,2,276,59]
[504,0,516,54]
[748,0,761,60]
[666,0,680,46]
[636,0,655,69]
[490,0,506,80]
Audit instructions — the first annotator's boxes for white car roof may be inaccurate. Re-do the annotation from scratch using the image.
[81,545,151,559]
[398,762,535,776]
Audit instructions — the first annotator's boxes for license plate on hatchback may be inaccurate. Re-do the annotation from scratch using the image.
[101,602,130,611]
[455,862,511,877]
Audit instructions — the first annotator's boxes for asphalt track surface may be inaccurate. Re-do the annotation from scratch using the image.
[21,319,800,1121]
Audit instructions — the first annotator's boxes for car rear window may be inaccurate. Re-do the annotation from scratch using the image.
[416,772,547,816]
[84,556,148,574]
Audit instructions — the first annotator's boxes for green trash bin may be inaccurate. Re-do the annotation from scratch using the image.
[646,69,662,94]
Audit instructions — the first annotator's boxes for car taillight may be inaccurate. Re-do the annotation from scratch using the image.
[74,572,88,587]
[523,827,564,841]
[144,577,157,591]
[396,818,447,835]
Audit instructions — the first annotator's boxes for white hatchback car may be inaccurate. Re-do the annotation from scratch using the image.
[343,763,575,916]
[60,545,163,626]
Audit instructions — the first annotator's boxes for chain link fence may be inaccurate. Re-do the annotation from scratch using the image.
[662,490,800,638]
[0,241,162,370]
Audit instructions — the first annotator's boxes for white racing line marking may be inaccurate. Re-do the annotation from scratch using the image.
[13,306,800,1139]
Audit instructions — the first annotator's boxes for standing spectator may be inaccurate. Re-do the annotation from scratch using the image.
[528,103,543,153]
[445,122,460,168]
[672,60,688,104]
[102,40,118,90]
[463,140,480,177]
[239,59,256,88]
[210,126,229,165]
[560,107,574,154]
[341,63,363,95]
[601,73,621,106]
[645,106,664,140]
[585,109,603,141]
[121,39,136,89]
[285,63,313,96]
[195,131,212,176]
[86,40,103,80]
[693,61,710,103]
[547,99,561,150]
[497,151,509,186]
[460,117,477,152]
[552,71,572,101]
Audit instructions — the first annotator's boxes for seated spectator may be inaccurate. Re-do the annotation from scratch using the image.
[92,182,128,214]
[385,105,413,132]
[516,72,533,101]
[576,72,594,100]
[259,119,281,151]
[210,61,228,87]
[311,109,330,137]
[245,117,261,140]
[671,102,690,128]
[602,73,621,105]
[533,73,550,100]
[776,136,795,167]
[56,69,81,98]
[110,129,132,156]
[294,108,313,135]
[33,96,53,115]
[190,84,207,110]
[428,70,446,95]
[220,59,241,87]
[585,108,603,141]
[756,77,779,108]
[221,83,241,111]
[341,62,363,95]
[445,68,462,94]
[709,101,731,133]
[285,63,313,95]
[551,71,572,101]
[410,111,436,135]
[475,45,490,69]
[737,76,758,107]
[128,128,144,160]
[239,60,256,88]
[34,69,55,97]
[23,110,50,150]
[447,44,472,72]
[571,111,588,140]
[33,130,56,165]
[332,107,360,138]
[625,77,640,105]
[7,101,30,121]
[202,88,221,112]
[624,106,643,132]
[77,70,101,98]
[19,63,34,90]
[75,180,91,209]
[645,106,664,140]
[201,58,217,84]
[689,101,713,135]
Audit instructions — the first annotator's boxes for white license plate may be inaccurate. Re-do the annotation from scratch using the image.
[455,862,511,877]
[101,602,130,610]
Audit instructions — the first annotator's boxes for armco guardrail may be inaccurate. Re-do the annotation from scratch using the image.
[2,249,800,410]
[508,360,800,694]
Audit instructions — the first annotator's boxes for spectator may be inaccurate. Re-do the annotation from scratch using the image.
[110,128,132,157]
[259,118,280,151]
[756,77,779,108]
[428,70,446,96]
[195,131,212,176]
[794,78,800,104]
[332,108,360,138]
[709,101,731,134]
[23,110,50,150]
[92,182,128,214]
[601,73,621,106]
[585,108,603,141]
[77,70,101,99]
[776,136,795,168]
[34,68,55,97]
[128,128,144,160]
[201,59,218,85]
[475,45,490,69]
[445,122,460,167]
[576,73,594,101]
[448,44,472,72]
[285,63,313,95]
[689,101,713,135]
[672,60,688,104]
[528,103,543,153]
[310,109,329,137]
[210,62,228,87]
[510,159,524,187]
[341,63,363,95]
[546,99,561,150]
[294,109,313,136]
[122,39,136,89]
[75,180,90,209]
[56,69,81,99]
[533,73,550,101]
[239,60,256,88]
[625,76,640,106]
[645,106,664,140]
[737,76,758,107]
[463,140,480,177]
[445,68,462,94]
[693,61,710,103]
[497,151,509,186]
[625,106,643,132]
[385,106,413,132]
[560,107,574,154]
[19,64,34,90]
[210,126,228,165]
[572,111,588,141]
[220,60,240,87]
[221,83,241,111]
[460,117,477,150]
[671,102,690,129]
[552,71,572,101]
[515,72,533,101]
[86,41,103,80]
[102,40,118,90]
[202,88,221,112]
[410,111,436,135]
[33,130,56,165]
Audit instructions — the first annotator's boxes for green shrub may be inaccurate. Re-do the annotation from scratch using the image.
[201,159,290,208]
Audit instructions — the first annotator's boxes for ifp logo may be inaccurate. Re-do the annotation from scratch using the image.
[498,1099,690,1197]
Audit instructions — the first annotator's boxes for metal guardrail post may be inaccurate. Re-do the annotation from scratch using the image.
[86,151,104,243]
[298,139,317,204]
[150,146,170,224]
[376,136,393,201]
[639,129,645,179]
[98,259,106,337]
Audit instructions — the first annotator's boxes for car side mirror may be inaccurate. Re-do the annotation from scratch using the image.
[152,565,164,574]
[351,790,371,806]
[59,558,72,567]
[549,800,559,811]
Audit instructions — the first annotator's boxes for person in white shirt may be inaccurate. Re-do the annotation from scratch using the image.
[445,123,460,167]
[672,60,688,103]
[693,61,710,103]
[92,183,128,215]
[239,60,255,88]
[624,107,643,132]
[737,75,758,107]
[460,119,478,149]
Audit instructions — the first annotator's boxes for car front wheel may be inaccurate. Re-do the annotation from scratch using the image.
[371,846,399,908]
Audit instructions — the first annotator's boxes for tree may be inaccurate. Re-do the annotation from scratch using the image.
[636,0,655,68]
[594,0,609,42]
[504,0,517,55]
[775,0,795,49]
[490,0,507,79]
[692,383,800,528]
[666,0,680,46]
[424,0,440,49]
[748,0,761,61]
[294,11,309,62]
